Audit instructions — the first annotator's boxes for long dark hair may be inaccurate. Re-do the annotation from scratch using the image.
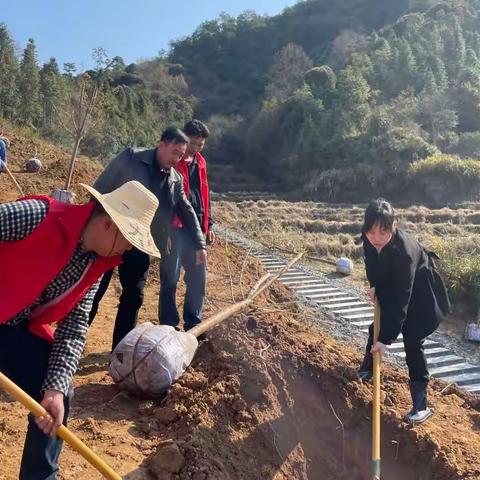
[362,198,396,234]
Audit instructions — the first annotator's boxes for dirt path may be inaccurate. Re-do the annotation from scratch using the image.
[1,241,480,479]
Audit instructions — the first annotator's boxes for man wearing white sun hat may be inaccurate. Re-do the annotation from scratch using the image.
[0,180,159,480]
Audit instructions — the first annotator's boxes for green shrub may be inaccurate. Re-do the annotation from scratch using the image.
[408,154,480,202]
[431,236,480,308]
[450,132,480,158]
[409,153,480,179]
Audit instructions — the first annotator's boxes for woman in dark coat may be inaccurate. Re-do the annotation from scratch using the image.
[358,199,450,424]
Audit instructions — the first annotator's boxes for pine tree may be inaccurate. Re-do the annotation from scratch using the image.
[18,38,41,126]
[429,55,449,91]
[465,48,480,77]
[426,25,444,57]
[422,69,438,94]
[0,24,19,118]
[63,62,77,76]
[444,17,466,78]
[394,39,418,94]
[370,37,393,96]
[334,66,371,137]
[39,57,62,134]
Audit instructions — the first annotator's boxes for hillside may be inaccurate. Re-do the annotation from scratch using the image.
[2,0,459,202]
[173,0,480,202]
[170,0,414,119]
[0,119,101,203]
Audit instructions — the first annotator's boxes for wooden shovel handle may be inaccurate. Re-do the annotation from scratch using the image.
[372,298,381,479]
[0,371,122,480]
[189,252,304,337]
[3,163,24,197]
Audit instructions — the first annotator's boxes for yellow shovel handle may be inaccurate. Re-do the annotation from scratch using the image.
[0,371,122,480]
[372,298,381,479]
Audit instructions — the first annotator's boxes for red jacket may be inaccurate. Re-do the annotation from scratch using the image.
[0,196,121,342]
[173,152,210,234]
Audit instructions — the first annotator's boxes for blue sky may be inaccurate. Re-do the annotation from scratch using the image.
[2,0,297,72]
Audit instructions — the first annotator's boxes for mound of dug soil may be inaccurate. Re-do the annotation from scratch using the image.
[134,290,480,480]
[1,241,480,479]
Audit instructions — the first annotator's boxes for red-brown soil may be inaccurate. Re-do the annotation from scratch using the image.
[1,125,480,479]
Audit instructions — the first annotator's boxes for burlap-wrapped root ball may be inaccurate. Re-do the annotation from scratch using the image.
[109,322,198,396]
[24,157,42,173]
[336,257,353,275]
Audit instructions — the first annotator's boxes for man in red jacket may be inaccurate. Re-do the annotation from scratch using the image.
[160,120,214,334]
[0,180,159,479]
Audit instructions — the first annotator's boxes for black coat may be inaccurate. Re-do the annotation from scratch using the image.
[364,228,449,345]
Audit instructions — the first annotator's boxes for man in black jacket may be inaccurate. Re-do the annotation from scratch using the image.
[88,128,206,349]
[359,198,449,424]
[161,120,214,335]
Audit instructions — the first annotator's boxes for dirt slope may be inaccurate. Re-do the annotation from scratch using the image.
[1,242,480,479]
[0,120,101,203]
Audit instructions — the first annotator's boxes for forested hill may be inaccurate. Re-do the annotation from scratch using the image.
[172,0,480,202]
[169,0,414,119]
[3,0,480,201]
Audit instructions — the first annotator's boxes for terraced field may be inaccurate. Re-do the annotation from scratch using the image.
[215,197,480,337]
[216,199,480,257]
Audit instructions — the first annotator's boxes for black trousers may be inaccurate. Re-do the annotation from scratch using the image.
[363,322,430,382]
[89,248,151,350]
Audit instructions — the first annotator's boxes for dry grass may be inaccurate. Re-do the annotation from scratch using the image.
[215,198,480,308]
[216,200,480,258]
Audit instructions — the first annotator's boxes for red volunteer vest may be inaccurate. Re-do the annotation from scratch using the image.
[0,195,121,342]
[173,152,210,233]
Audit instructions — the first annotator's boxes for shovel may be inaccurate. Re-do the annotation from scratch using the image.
[372,298,381,479]
[3,163,24,197]
[0,371,122,480]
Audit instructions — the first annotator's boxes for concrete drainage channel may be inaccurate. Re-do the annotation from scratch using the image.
[223,230,480,395]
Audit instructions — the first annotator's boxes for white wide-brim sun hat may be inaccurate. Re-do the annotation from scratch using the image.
[80,180,160,258]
